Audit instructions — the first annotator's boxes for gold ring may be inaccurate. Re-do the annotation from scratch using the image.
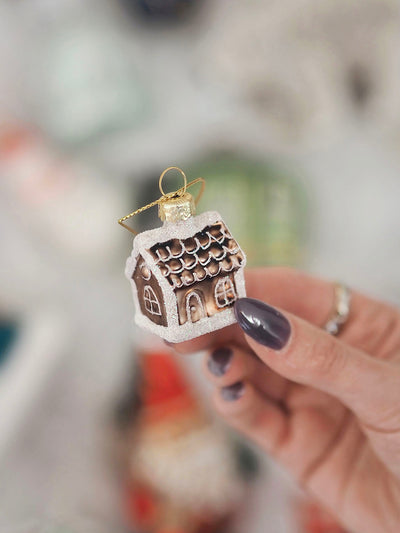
[324,283,351,335]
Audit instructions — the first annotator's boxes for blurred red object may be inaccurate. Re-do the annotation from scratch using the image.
[0,126,31,155]
[299,500,348,533]
[125,482,156,528]
[140,351,197,424]
[121,350,246,533]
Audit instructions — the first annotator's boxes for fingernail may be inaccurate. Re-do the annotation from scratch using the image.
[221,382,245,402]
[234,298,291,350]
[208,347,233,376]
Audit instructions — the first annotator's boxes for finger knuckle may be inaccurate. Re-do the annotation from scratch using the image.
[284,328,346,382]
[346,300,400,358]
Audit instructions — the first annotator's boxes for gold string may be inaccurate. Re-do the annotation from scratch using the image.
[118,167,206,236]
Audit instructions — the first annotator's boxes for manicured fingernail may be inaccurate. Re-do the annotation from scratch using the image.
[234,298,291,350]
[208,347,233,376]
[221,382,245,402]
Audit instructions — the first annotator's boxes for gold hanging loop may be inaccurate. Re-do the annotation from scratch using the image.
[158,166,187,198]
[118,167,205,236]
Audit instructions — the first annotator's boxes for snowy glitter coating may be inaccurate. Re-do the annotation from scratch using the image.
[125,211,246,342]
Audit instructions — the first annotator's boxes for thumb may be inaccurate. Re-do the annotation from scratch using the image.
[234,298,400,432]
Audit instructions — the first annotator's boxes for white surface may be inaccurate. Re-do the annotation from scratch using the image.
[0,1,399,532]
[0,311,69,461]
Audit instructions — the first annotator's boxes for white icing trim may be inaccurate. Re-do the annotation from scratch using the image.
[181,238,201,255]
[199,234,212,249]
[183,256,198,269]
[134,306,238,343]
[234,268,246,299]
[222,244,240,255]
[198,254,213,267]
[210,248,227,261]
[204,262,222,278]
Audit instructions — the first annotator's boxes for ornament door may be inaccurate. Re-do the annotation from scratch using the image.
[186,291,206,323]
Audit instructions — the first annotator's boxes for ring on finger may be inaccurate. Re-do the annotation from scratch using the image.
[324,282,351,336]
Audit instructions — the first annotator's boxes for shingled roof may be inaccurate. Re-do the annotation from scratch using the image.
[147,221,245,290]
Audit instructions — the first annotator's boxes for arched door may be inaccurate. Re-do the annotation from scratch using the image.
[186,291,206,323]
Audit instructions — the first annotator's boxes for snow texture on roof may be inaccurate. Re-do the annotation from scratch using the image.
[147,220,245,290]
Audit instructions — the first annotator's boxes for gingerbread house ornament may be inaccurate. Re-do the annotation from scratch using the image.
[122,169,247,343]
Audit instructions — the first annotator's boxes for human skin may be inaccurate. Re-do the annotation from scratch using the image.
[173,268,400,533]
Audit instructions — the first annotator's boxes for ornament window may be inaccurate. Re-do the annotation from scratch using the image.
[143,285,161,316]
[214,277,236,308]
[140,261,151,280]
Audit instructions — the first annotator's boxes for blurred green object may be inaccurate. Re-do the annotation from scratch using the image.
[0,320,18,368]
[120,0,202,22]
[133,156,308,267]
[33,21,151,147]
[187,154,308,267]
[233,439,260,481]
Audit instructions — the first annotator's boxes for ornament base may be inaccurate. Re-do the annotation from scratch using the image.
[135,306,238,343]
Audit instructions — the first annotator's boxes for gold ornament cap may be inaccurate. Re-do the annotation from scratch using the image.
[158,192,195,222]
[117,167,205,235]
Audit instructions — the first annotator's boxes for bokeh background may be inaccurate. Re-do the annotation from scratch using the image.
[1,1,400,532]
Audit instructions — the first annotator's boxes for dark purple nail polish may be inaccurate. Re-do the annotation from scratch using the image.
[221,382,245,402]
[208,347,233,376]
[234,298,291,350]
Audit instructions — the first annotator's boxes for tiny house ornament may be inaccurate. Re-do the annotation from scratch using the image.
[118,167,247,343]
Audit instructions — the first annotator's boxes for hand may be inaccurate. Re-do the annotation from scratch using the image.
[174,268,400,533]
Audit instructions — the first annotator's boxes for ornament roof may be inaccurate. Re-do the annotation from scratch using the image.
[147,220,244,290]
[125,211,246,294]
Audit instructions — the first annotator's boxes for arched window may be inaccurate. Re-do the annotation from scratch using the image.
[214,277,236,308]
[143,285,161,316]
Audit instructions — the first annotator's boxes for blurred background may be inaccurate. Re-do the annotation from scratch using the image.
[0,1,400,532]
